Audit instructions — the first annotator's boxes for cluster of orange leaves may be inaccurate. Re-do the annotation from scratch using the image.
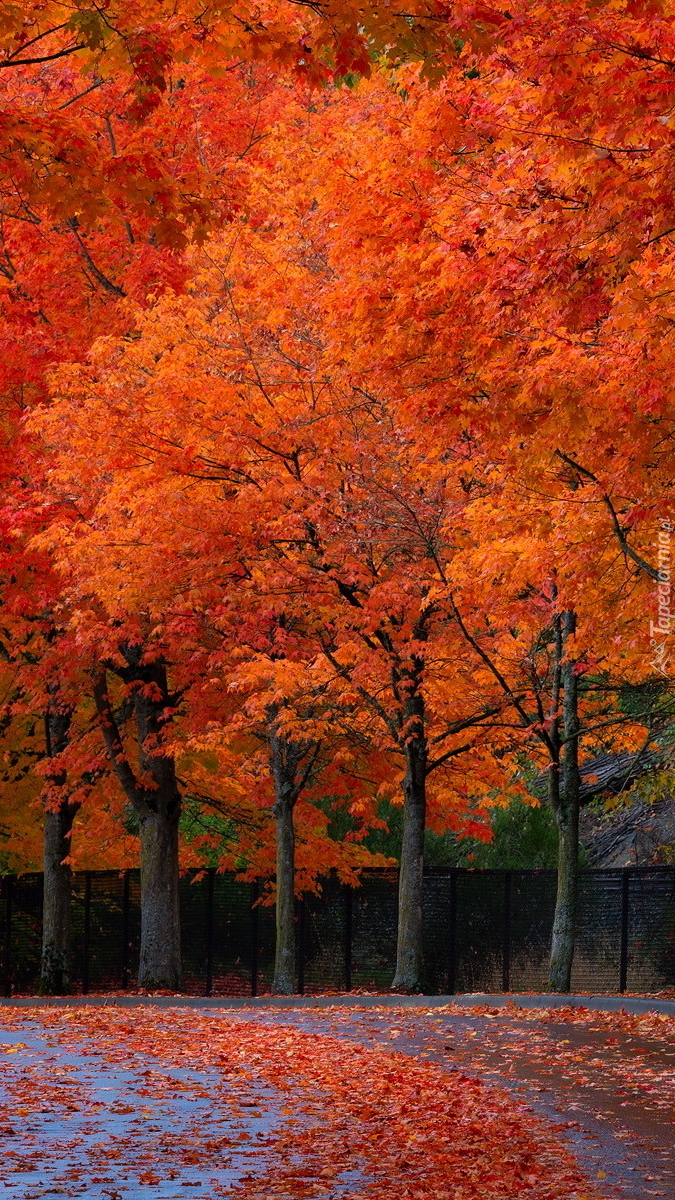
[1,1,675,871]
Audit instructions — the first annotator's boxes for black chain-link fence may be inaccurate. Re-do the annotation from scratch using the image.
[2,866,674,996]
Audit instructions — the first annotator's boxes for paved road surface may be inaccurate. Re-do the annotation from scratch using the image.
[232,1005,674,1200]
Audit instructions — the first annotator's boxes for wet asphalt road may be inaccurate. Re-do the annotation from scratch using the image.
[224,1006,674,1200]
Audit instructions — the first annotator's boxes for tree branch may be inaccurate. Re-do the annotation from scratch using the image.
[92,667,145,811]
[448,592,546,742]
[318,638,401,745]
[0,43,87,69]
[67,218,126,297]
[430,703,504,745]
[58,77,107,110]
[428,742,471,773]
[555,451,660,581]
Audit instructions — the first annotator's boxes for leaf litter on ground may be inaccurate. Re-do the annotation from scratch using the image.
[0,1005,601,1200]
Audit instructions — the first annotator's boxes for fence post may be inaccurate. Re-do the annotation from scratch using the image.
[2,876,12,998]
[447,869,457,995]
[205,868,215,998]
[250,880,259,997]
[121,870,131,988]
[297,897,306,995]
[619,868,630,994]
[344,886,353,992]
[82,872,92,995]
[502,870,512,993]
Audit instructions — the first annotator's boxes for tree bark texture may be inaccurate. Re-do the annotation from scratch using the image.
[269,720,314,995]
[549,609,581,993]
[392,689,427,991]
[273,792,296,995]
[138,805,182,990]
[267,720,299,993]
[94,647,182,991]
[40,702,78,995]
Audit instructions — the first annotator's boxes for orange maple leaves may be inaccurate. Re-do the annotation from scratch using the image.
[1,1,673,898]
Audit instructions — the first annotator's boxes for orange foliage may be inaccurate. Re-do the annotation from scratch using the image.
[2,1,674,878]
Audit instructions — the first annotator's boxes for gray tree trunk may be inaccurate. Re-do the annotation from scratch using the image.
[138,806,182,990]
[272,793,296,994]
[392,692,427,991]
[94,648,182,991]
[133,658,183,991]
[41,805,76,994]
[269,718,313,996]
[549,610,581,992]
[40,703,77,995]
[267,713,321,995]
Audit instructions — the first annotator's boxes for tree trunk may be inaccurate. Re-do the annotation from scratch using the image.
[392,720,427,991]
[549,609,581,993]
[133,658,182,991]
[273,793,296,994]
[267,710,321,995]
[41,804,76,994]
[93,649,182,991]
[138,806,182,990]
[40,703,78,995]
[268,717,307,996]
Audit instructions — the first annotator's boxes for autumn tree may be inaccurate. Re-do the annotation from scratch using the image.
[18,0,675,999]
[276,421,512,991]
[3,58,322,989]
[440,456,671,990]
[31,208,514,991]
[176,593,393,996]
[0,0,458,991]
[270,27,675,985]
